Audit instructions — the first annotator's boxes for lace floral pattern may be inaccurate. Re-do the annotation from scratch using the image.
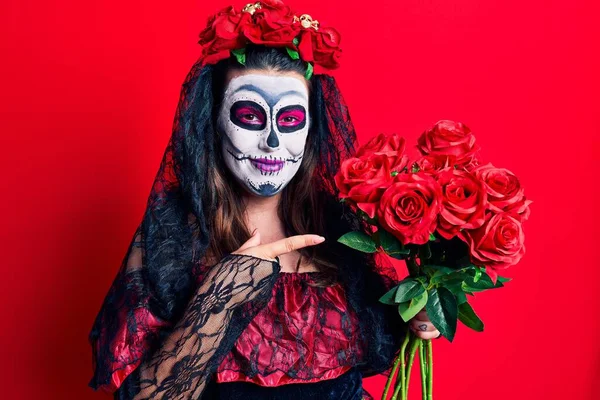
[131,253,280,399]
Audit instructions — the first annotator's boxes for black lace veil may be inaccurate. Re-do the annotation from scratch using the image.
[88,54,405,398]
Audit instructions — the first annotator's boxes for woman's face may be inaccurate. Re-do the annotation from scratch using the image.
[217,69,310,197]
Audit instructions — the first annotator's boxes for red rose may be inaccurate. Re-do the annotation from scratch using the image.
[198,6,252,65]
[435,168,487,239]
[377,173,443,245]
[196,0,343,70]
[297,27,342,69]
[459,212,526,284]
[334,155,393,218]
[414,155,457,174]
[473,163,531,220]
[243,1,300,46]
[356,133,410,171]
[417,120,479,167]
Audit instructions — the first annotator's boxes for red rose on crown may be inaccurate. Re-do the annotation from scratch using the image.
[197,0,342,70]
[243,1,299,47]
[198,6,253,65]
[297,27,342,69]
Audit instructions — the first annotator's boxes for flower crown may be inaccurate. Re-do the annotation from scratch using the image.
[198,0,342,79]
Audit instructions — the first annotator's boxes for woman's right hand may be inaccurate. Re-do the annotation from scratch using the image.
[202,230,326,308]
[231,229,325,261]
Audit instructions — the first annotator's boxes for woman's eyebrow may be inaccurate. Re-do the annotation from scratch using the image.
[233,84,307,106]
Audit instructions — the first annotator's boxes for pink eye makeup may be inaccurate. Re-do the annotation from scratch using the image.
[230,101,267,130]
[276,105,307,133]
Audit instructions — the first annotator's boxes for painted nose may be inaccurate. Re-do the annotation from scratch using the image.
[260,128,280,151]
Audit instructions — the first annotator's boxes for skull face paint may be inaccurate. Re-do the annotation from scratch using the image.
[218,74,310,196]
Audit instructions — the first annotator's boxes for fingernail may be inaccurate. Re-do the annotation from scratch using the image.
[313,236,325,244]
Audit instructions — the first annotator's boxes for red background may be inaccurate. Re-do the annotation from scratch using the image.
[2,0,599,398]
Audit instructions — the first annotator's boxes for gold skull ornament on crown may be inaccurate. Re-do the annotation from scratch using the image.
[242,2,261,14]
[241,2,319,30]
[294,14,319,30]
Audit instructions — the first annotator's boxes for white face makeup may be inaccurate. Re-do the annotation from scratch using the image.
[218,73,310,197]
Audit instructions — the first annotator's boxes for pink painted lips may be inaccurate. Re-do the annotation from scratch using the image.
[250,157,285,172]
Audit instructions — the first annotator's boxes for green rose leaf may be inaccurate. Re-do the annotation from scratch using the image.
[398,290,428,322]
[455,290,468,305]
[458,302,484,332]
[379,285,399,305]
[429,266,457,284]
[337,231,377,253]
[473,267,482,283]
[444,283,468,305]
[376,229,410,259]
[395,278,425,303]
[429,233,436,241]
[462,272,504,292]
[425,287,458,342]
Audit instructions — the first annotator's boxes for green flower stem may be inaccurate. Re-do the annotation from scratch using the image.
[382,350,403,399]
[427,338,433,400]
[391,328,411,400]
[404,335,420,399]
[406,257,420,277]
[419,339,427,400]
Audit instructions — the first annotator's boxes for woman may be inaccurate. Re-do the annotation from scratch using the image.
[88,1,440,399]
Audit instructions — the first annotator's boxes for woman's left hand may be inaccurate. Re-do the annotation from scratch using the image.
[408,308,442,340]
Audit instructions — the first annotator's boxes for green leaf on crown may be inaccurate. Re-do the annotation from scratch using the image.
[286,47,300,60]
[231,48,246,65]
[305,62,314,80]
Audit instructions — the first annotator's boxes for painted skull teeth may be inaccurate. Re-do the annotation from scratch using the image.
[250,157,285,173]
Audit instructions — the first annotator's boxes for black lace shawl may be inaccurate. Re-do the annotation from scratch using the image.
[87,57,405,399]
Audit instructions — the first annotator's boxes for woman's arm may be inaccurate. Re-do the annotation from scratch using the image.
[132,253,280,400]
[134,254,279,400]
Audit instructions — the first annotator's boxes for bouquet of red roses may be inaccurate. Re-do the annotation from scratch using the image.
[334,120,531,400]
